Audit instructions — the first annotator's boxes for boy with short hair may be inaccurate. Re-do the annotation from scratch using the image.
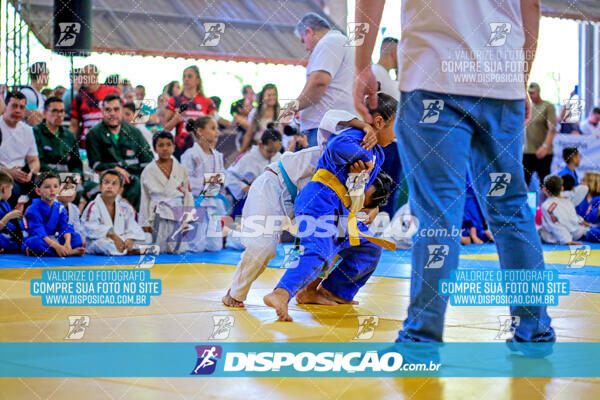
[82,169,146,255]
[140,131,194,254]
[558,147,581,186]
[22,171,85,256]
[539,174,600,245]
[0,171,24,253]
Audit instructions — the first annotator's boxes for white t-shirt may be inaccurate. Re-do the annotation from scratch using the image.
[299,30,357,131]
[398,0,526,100]
[371,64,399,100]
[580,119,600,137]
[0,117,38,168]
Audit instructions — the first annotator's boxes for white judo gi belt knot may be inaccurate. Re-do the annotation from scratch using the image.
[65,315,90,340]
[487,172,511,197]
[354,315,379,340]
[567,244,590,268]
[209,315,235,340]
[495,315,520,340]
[486,22,511,47]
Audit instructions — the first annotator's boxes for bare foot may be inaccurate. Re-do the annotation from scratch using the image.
[460,236,471,245]
[485,230,494,242]
[296,283,338,305]
[263,288,292,321]
[222,290,245,308]
[470,227,484,244]
[317,285,358,305]
[71,247,85,256]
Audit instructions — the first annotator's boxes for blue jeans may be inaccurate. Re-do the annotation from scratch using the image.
[302,128,319,147]
[395,90,555,343]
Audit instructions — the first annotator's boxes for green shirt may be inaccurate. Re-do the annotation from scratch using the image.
[85,121,153,176]
[32,121,83,174]
[525,100,557,155]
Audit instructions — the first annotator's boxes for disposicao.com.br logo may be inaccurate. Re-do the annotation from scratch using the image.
[193,349,441,375]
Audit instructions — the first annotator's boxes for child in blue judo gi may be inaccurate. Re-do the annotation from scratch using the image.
[263,93,398,321]
[22,171,85,257]
[0,170,24,253]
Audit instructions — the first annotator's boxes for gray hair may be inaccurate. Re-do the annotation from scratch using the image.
[295,12,330,37]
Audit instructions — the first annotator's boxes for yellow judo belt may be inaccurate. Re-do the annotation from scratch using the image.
[311,169,396,251]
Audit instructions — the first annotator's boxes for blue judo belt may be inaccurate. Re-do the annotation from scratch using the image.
[278,160,298,202]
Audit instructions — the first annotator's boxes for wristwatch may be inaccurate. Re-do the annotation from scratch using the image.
[542,143,549,149]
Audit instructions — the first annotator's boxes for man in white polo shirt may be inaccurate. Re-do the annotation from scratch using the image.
[580,107,600,137]
[351,0,555,355]
[0,91,40,206]
[286,13,357,147]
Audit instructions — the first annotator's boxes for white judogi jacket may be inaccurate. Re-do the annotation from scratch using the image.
[268,109,360,192]
[539,196,589,244]
[140,158,194,226]
[181,142,226,204]
[81,194,146,249]
[66,202,82,236]
[226,145,281,200]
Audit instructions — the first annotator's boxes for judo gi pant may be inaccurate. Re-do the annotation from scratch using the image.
[23,232,83,256]
[395,90,555,343]
[583,226,600,242]
[86,237,145,256]
[188,202,226,253]
[276,217,383,301]
[230,172,288,301]
[153,217,187,254]
[0,234,20,252]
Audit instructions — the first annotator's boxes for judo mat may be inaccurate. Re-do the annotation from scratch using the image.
[1,243,599,399]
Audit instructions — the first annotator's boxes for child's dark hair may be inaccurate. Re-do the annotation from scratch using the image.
[210,96,221,110]
[561,174,576,191]
[185,116,214,138]
[563,147,579,163]
[366,92,398,123]
[152,130,175,149]
[35,171,60,188]
[0,170,14,185]
[123,102,136,114]
[101,169,124,188]
[368,172,394,208]
[543,174,563,197]
[260,128,282,145]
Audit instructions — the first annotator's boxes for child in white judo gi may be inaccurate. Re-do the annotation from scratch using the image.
[222,107,379,307]
[140,131,194,254]
[82,170,146,255]
[181,116,228,252]
[226,129,282,217]
[539,174,600,245]
[57,173,83,238]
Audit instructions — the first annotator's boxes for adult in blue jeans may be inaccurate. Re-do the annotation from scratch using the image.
[352,0,555,353]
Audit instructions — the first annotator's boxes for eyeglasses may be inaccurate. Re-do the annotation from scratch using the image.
[49,109,65,114]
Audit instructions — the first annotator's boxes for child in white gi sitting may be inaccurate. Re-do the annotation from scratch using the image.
[539,174,600,245]
[81,170,146,255]
[140,131,194,254]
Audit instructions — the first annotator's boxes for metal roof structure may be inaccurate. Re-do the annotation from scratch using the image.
[10,0,600,66]
[11,0,340,65]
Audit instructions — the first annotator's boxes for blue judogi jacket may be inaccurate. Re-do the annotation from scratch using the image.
[294,128,385,218]
[558,166,579,186]
[24,199,75,238]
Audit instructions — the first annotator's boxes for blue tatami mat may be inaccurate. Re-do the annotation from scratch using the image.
[2,243,599,293]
